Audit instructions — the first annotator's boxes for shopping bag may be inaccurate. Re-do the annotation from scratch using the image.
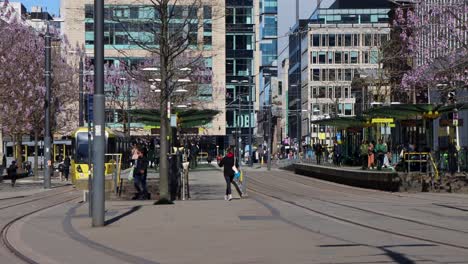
[127,168,134,181]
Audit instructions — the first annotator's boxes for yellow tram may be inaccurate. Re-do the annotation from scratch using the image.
[70,127,130,190]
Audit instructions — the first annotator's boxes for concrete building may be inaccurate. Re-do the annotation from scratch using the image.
[61,0,226,136]
[299,0,391,145]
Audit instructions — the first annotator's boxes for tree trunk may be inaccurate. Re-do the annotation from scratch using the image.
[14,134,23,171]
[34,129,39,180]
[158,91,170,202]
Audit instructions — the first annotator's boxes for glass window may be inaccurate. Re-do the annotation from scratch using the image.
[350,51,359,64]
[344,87,350,98]
[373,34,380,46]
[344,52,349,64]
[335,51,342,64]
[364,34,372,46]
[321,34,327,46]
[380,34,388,46]
[353,34,360,46]
[345,103,352,115]
[318,52,326,64]
[344,34,352,46]
[235,8,253,24]
[345,69,352,80]
[203,36,212,46]
[85,5,93,18]
[226,35,233,50]
[130,7,139,19]
[312,34,320,47]
[337,69,343,81]
[312,69,320,81]
[321,69,327,81]
[85,22,93,32]
[335,87,342,98]
[278,81,282,95]
[311,51,317,64]
[329,34,335,46]
[204,23,212,32]
[329,69,336,81]
[203,6,212,19]
[338,104,343,115]
[328,87,333,99]
[318,86,326,98]
[337,34,343,46]
[370,50,379,64]
[328,52,333,64]
[226,8,233,24]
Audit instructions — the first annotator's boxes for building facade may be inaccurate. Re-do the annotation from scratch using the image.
[302,4,390,145]
[62,0,226,136]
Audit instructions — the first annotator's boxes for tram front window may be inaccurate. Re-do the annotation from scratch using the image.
[76,133,90,163]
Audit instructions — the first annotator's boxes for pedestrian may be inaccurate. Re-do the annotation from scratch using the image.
[314,142,323,165]
[375,139,387,170]
[131,142,139,166]
[368,141,375,169]
[360,140,368,169]
[218,147,239,201]
[132,148,149,200]
[7,161,18,187]
[63,156,71,181]
[333,140,342,166]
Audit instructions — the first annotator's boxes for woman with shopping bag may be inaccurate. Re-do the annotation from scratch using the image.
[218,147,240,201]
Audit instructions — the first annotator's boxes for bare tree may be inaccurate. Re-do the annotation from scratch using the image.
[106,0,223,202]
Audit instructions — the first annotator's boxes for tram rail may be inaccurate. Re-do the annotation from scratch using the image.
[248,172,468,251]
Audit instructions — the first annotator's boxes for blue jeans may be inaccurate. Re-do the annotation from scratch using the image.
[134,173,148,196]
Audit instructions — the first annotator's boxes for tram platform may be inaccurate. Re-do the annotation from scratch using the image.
[294,162,401,192]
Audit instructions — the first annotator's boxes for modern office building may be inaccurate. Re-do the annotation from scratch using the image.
[255,0,277,146]
[62,0,226,136]
[225,0,256,149]
[299,0,391,145]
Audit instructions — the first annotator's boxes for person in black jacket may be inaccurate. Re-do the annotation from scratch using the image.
[132,149,149,200]
[218,147,239,201]
[7,161,18,187]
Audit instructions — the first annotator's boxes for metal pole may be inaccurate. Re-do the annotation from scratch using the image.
[238,92,242,168]
[248,76,253,167]
[92,0,106,227]
[44,22,52,189]
[267,104,272,171]
[87,100,92,217]
[127,80,131,138]
[79,56,84,127]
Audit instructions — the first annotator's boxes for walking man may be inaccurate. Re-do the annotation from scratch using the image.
[132,148,149,200]
[7,161,18,187]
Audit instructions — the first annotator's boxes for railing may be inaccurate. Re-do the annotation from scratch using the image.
[105,153,123,194]
[403,152,439,181]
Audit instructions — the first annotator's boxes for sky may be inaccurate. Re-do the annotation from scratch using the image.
[18,0,60,17]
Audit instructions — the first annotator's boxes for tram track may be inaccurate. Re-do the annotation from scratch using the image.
[0,186,74,211]
[277,169,468,204]
[248,175,468,251]
[0,186,81,263]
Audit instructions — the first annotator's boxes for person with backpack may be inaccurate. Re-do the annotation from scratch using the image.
[7,161,18,187]
[218,147,240,201]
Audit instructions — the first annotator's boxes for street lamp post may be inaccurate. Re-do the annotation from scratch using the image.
[92,0,106,227]
[79,56,84,127]
[44,21,52,189]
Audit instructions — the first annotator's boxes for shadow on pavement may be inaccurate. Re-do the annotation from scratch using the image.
[105,205,142,226]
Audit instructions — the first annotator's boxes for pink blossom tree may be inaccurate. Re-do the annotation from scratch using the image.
[393,1,467,102]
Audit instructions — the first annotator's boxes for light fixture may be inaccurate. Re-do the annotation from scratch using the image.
[142,67,160,71]
[175,88,188,92]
